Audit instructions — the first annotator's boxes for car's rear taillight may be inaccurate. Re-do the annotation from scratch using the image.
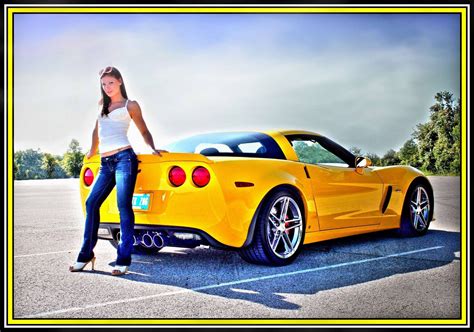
[84,168,94,186]
[169,166,186,187]
[192,166,210,187]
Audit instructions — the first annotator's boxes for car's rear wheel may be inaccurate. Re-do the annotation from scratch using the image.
[239,189,305,266]
[397,182,433,237]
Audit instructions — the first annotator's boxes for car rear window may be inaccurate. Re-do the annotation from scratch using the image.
[164,132,286,160]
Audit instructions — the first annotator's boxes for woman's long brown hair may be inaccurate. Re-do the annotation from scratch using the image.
[99,67,129,117]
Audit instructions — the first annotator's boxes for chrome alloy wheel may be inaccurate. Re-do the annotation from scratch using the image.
[266,196,303,259]
[409,186,431,231]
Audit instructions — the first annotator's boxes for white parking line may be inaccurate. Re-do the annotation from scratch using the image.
[14,250,75,258]
[21,245,443,318]
[15,227,82,234]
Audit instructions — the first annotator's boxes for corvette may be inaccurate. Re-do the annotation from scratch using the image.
[79,130,434,266]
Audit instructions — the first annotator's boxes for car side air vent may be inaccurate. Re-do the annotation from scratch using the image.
[382,185,393,213]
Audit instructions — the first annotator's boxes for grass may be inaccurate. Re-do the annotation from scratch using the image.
[418,169,460,176]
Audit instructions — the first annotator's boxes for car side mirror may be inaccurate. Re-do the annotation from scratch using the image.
[355,156,372,169]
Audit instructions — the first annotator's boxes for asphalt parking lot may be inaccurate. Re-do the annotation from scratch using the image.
[11,176,461,320]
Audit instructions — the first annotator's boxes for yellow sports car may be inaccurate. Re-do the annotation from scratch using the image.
[79,130,434,266]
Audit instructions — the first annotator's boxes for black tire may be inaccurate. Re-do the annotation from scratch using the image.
[238,189,306,266]
[397,181,433,237]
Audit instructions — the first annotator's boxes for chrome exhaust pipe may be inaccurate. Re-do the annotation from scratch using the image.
[118,232,141,246]
[152,233,164,248]
[141,232,154,248]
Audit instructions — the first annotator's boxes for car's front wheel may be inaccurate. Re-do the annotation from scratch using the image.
[239,189,305,266]
[397,182,433,237]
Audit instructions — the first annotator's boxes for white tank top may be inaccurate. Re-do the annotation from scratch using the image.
[98,99,132,153]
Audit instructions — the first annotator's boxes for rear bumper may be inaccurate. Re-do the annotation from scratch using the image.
[81,157,265,248]
[98,222,236,250]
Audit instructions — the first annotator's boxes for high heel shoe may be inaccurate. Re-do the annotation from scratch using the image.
[111,265,129,276]
[69,257,96,272]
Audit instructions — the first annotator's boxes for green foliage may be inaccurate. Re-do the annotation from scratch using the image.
[413,122,437,172]
[294,141,345,164]
[14,149,47,180]
[13,160,18,179]
[349,146,362,157]
[381,149,401,166]
[398,139,420,168]
[62,139,85,178]
[364,152,381,166]
[52,155,68,178]
[14,139,84,180]
[42,153,58,179]
[450,120,461,174]
[413,91,461,175]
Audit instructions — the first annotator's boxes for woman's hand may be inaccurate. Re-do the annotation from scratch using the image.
[86,150,95,159]
[152,149,168,156]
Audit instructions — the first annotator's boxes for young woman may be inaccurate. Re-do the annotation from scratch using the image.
[69,66,167,276]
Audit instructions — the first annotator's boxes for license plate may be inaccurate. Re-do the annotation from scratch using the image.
[132,193,151,211]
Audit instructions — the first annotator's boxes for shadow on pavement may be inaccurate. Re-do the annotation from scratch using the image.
[104,229,459,311]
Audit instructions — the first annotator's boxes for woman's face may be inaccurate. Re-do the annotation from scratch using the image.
[101,75,122,98]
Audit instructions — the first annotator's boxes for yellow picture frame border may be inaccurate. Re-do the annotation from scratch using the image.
[5,4,469,327]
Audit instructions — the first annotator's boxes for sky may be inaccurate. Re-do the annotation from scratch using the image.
[13,13,460,156]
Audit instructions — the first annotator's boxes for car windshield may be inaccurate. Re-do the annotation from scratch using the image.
[164,131,286,159]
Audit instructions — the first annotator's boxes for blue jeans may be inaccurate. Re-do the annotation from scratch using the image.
[77,148,139,266]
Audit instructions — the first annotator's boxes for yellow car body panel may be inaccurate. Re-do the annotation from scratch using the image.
[79,154,317,247]
[79,129,430,249]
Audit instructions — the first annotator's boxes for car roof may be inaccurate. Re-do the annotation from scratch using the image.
[261,129,323,137]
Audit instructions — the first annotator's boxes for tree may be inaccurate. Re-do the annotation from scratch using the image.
[450,106,461,174]
[381,149,400,166]
[364,152,381,166]
[14,149,46,180]
[349,146,362,157]
[13,159,18,179]
[42,153,58,179]
[413,121,437,172]
[62,139,84,178]
[413,91,461,175]
[293,141,346,164]
[398,139,420,168]
[52,155,68,178]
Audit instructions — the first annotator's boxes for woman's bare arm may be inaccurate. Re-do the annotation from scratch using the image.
[86,119,99,158]
[128,100,167,156]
